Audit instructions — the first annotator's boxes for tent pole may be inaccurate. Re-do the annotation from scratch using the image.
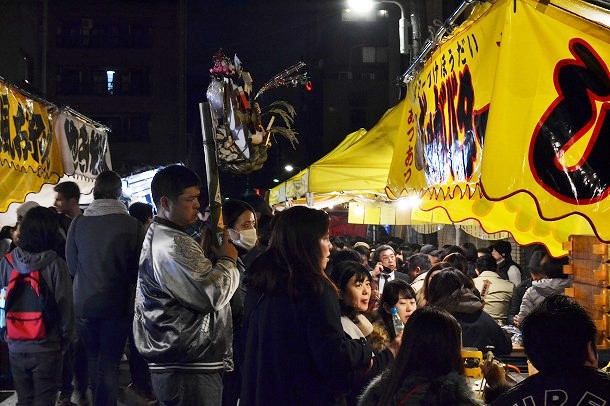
[199,102,222,244]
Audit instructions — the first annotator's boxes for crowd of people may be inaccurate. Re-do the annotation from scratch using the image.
[1,164,609,406]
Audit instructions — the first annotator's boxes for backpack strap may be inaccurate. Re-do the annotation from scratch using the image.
[5,252,13,266]
[5,253,42,296]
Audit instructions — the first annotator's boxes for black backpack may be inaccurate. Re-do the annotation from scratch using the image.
[3,253,57,340]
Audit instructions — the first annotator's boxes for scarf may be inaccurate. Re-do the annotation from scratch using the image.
[84,199,129,217]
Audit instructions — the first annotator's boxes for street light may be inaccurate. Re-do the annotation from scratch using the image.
[347,0,419,58]
[284,164,295,172]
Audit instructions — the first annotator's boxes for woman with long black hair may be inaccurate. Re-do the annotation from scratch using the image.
[359,307,482,405]
[240,206,373,405]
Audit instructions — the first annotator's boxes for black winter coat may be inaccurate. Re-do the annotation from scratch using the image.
[433,289,512,355]
[240,254,373,406]
[359,370,482,406]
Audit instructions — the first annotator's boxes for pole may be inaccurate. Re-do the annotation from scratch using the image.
[407,0,421,59]
[381,0,408,55]
[199,101,222,245]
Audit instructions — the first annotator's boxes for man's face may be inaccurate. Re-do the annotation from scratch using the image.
[167,186,201,227]
[54,192,69,214]
[491,248,503,261]
[379,249,396,271]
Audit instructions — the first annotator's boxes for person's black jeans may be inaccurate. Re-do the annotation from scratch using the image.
[151,371,223,406]
[77,316,130,406]
[60,335,89,397]
[10,350,61,406]
[127,323,153,395]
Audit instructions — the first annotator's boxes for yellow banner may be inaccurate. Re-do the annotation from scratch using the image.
[386,0,507,198]
[481,0,610,242]
[0,82,62,212]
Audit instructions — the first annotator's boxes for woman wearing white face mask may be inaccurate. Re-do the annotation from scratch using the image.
[221,199,257,406]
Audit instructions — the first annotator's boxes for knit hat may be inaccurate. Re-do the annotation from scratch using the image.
[16,201,40,218]
[490,241,512,258]
[353,241,370,250]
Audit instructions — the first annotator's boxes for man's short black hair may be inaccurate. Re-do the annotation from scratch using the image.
[128,202,154,224]
[93,171,122,200]
[541,255,569,278]
[151,165,200,207]
[407,253,431,273]
[522,295,597,372]
[53,181,81,201]
[475,254,498,274]
[331,235,348,249]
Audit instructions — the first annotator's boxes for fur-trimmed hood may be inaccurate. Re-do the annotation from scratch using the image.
[358,370,482,406]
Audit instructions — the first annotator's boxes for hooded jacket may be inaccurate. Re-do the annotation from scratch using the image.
[66,199,144,318]
[433,288,512,355]
[359,369,482,406]
[517,277,572,324]
[0,247,73,353]
[133,218,240,373]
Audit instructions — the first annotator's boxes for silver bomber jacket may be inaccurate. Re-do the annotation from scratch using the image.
[133,218,240,373]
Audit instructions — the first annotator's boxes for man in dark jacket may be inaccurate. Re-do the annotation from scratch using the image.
[492,295,610,404]
[66,170,144,406]
[133,165,239,405]
[53,181,89,406]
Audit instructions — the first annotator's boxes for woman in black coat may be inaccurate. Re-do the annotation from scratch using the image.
[359,307,482,405]
[240,206,373,406]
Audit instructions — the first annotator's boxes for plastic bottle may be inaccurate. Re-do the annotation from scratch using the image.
[390,307,404,336]
[0,287,6,329]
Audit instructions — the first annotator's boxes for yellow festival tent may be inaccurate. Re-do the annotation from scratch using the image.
[269,102,402,207]
[384,0,610,257]
[273,0,609,257]
[0,80,112,226]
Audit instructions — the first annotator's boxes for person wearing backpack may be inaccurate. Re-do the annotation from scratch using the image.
[0,206,74,406]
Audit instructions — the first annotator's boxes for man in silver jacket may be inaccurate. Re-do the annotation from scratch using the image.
[133,165,239,405]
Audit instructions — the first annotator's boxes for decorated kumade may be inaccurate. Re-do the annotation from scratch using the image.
[206,50,310,173]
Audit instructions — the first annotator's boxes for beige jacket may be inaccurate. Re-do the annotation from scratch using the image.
[473,271,514,324]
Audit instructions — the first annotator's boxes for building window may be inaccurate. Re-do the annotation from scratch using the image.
[362,47,389,63]
[362,47,376,63]
[338,71,353,80]
[56,18,152,48]
[106,70,115,95]
[57,66,150,96]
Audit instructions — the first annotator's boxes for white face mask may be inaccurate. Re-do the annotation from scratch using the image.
[231,228,257,251]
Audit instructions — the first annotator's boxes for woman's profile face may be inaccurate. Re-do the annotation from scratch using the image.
[343,275,371,312]
[319,232,332,270]
[233,210,256,231]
